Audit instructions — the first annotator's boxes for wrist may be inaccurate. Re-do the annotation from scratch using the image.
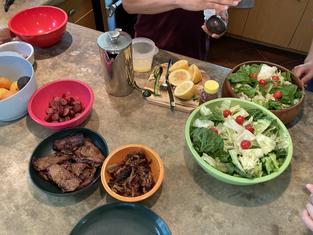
[304,56,313,64]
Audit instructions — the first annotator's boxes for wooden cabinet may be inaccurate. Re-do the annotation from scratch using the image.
[227,0,312,53]
[227,8,250,36]
[55,0,97,30]
[289,0,313,52]
[243,0,308,47]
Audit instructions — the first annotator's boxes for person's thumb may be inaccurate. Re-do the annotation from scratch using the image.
[292,65,306,78]
[306,184,313,194]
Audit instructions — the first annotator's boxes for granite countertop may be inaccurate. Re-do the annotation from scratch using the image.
[1,3,313,234]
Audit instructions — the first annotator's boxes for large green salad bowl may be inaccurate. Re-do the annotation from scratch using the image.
[185,98,293,185]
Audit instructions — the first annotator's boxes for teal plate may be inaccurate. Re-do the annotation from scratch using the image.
[70,203,172,235]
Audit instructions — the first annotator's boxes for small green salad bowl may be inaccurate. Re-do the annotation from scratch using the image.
[185,98,293,185]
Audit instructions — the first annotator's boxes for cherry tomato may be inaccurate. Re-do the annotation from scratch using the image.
[223,109,232,118]
[273,90,282,99]
[241,140,251,149]
[245,124,255,133]
[259,79,267,86]
[272,75,280,81]
[235,115,245,125]
[250,73,257,79]
[211,127,218,134]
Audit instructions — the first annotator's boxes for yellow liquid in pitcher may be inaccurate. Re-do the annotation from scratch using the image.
[133,58,152,72]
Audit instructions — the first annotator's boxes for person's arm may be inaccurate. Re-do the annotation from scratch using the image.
[292,39,313,83]
[305,40,313,63]
[302,184,313,231]
[123,0,240,15]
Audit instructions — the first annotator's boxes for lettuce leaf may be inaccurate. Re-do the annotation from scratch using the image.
[234,84,256,98]
[280,84,298,105]
[191,128,224,155]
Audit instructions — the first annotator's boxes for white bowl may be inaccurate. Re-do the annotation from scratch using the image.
[0,41,34,65]
[0,55,36,121]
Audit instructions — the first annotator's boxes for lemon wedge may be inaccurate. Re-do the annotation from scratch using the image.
[170,60,189,72]
[174,81,195,100]
[189,64,202,84]
[169,69,192,86]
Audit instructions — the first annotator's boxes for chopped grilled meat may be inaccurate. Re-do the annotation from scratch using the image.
[46,164,82,192]
[32,154,70,171]
[62,162,90,177]
[107,151,155,197]
[53,133,84,153]
[79,167,97,188]
[62,162,97,188]
[73,139,105,167]
[33,133,105,193]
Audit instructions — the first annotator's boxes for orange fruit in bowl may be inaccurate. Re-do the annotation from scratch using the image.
[169,60,189,72]
[168,69,192,86]
[189,64,203,84]
[1,89,16,100]
[10,81,19,92]
[0,88,10,100]
[0,76,13,89]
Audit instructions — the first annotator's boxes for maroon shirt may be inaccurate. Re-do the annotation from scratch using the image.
[134,9,209,60]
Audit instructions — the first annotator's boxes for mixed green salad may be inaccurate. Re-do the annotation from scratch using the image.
[227,63,303,110]
[190,100,289,179]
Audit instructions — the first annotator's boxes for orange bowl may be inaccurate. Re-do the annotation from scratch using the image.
[222,61,305,124]
[101,144,164,202]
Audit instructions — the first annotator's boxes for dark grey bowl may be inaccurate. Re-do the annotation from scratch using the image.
[29,127,109,197]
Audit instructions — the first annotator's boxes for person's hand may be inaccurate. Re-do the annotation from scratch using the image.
[292,59,313,83]
[302,184,313,232]
[0,28,13,44]
[201,10,228,39]
[177,0,240,13]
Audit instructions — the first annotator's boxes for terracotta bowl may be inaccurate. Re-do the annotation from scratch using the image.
[221,61,304,124]
[101,144,164,202]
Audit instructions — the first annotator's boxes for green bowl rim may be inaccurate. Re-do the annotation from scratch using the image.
[184,97,293,184]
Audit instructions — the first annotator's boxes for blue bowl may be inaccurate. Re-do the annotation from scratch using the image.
[0,55,36,121]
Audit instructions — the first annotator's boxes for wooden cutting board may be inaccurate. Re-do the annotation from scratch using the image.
[136,63,211,113]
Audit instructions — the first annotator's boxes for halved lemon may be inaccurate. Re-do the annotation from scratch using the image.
[169,69,192,86]
[169,60,189,72]
[174,81,195,100]
[189,64,202,84]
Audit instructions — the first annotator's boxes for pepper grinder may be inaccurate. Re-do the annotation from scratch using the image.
[204,9,227,35]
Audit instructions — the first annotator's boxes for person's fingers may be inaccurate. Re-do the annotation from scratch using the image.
[211,33,225,39]
[201,25,212,36]
[210,0,240,6]
[307,203,313,218]
[206,3,229,14]
[201,24,225,39]
[302,73,313,83]
[292,65,306,78]
[302,209,313,231]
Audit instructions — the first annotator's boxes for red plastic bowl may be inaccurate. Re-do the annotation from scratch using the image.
[8,6,68,48]
[28,79,94,130]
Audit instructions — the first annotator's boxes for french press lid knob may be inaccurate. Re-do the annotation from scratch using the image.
[97,28,131,55]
